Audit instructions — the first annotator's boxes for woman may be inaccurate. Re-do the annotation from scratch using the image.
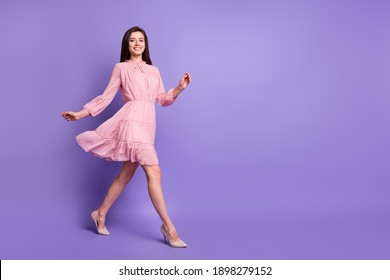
[61,26,191,248]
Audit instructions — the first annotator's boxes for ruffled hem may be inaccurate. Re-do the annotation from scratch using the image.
[76,131,159,165]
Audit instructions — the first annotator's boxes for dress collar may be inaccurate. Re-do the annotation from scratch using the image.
[126,60,146,64]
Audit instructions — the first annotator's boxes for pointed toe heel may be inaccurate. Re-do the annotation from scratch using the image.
[161,226,187,248]
[91,210,110,236]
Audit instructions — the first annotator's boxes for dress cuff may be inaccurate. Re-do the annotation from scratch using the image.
[83,105,95,117]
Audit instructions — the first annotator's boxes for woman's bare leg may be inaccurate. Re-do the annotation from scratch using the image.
[141,164,181,242]
[95,161,139,230]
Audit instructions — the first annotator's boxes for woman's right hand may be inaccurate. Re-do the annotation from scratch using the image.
[62,111,81,121]
[62,109,91,121]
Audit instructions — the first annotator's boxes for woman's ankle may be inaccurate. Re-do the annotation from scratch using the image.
[97,209,106,221]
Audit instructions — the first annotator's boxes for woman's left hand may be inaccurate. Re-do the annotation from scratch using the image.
[178,72,192,90]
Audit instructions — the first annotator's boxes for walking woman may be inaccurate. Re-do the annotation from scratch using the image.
[61,26,192,248]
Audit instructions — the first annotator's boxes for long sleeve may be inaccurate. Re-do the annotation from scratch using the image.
[156,70,175,107]
[83,64,121,116]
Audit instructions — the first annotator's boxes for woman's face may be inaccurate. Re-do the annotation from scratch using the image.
[129,31,145,58]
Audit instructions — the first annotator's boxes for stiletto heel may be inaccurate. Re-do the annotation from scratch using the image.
[161,225,187,248]
[91,210,110,235]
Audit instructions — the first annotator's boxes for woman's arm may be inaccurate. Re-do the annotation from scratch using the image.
[171,72,192,99]
[61,64,121,121]
[83,64,122,116]
[157,72,192,106]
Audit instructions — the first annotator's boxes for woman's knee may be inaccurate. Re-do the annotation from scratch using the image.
[144,165,162,181]
[118,171,133,184]
[118,162,138,184]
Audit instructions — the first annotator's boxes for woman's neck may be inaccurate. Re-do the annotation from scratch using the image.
[130,55,143,62]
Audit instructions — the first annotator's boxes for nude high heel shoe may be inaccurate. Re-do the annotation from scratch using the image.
[161,225,187,248]
[91,210,110,235]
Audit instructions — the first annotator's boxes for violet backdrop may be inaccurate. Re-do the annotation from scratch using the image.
[0,0,389,259]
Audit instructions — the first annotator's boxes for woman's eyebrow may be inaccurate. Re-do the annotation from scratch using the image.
[130,37,144,40]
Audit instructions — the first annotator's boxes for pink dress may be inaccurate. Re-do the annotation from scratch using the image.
[75,60,175,165]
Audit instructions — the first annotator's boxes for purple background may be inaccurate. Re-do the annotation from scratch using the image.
[1,0,389,259]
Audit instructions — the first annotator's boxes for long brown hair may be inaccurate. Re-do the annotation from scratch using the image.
[120,26,152,65]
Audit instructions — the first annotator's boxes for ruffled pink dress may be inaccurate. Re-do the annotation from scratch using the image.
[75,60,175,165]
